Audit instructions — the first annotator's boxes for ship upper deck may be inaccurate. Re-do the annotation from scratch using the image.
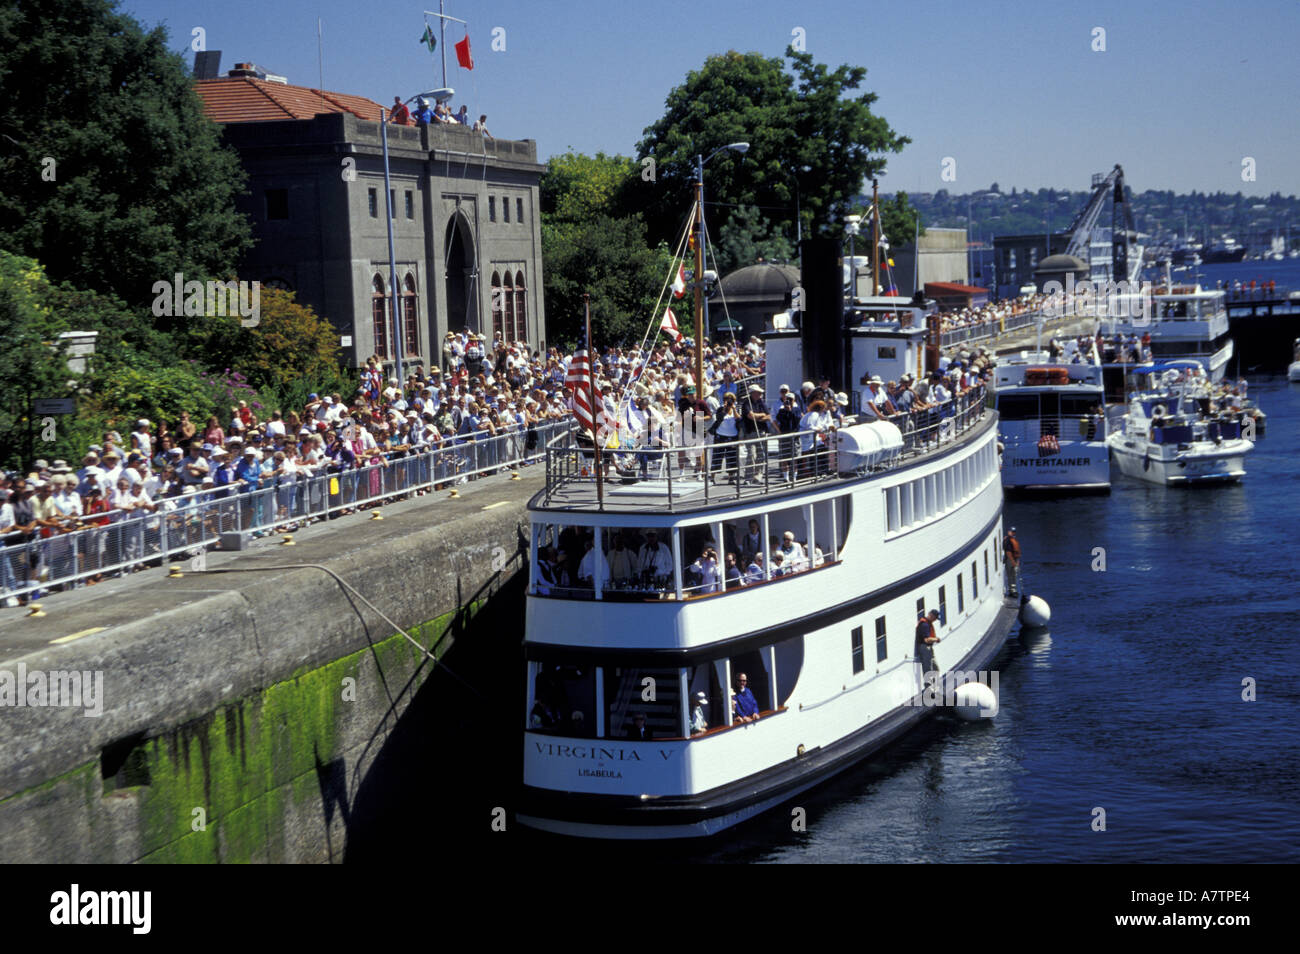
[534,386,992,516]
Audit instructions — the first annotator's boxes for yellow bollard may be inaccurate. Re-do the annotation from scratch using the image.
[26,602,45,618]
[281,534,296,546]
[167,565,184,579]
[370,510,383,520]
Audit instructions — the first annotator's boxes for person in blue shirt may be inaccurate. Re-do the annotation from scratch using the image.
[732,672,760,723]
[412,99,435,126]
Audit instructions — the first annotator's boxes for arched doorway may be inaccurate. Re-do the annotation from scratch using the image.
[444,213,477,332]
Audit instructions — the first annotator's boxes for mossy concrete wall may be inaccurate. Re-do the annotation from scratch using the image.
[0,474,539,863]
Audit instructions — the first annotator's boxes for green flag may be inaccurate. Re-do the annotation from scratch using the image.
[420,25,436,52]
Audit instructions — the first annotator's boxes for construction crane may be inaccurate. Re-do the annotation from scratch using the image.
[1062,164,1142,283]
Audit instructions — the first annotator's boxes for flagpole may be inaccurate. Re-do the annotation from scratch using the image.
[439,0,447,88]
[872,176,881,297]
[692,183,705,397]
[585,293,605,511]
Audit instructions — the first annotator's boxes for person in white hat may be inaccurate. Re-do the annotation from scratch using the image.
[690,691,709,735]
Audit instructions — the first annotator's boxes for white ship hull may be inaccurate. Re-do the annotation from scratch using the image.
[1108,437,1250,485]
[1001,439,1110,492]
[521,415,1017,838]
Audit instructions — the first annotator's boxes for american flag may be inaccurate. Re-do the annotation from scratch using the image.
[565,336,603,434]
[1037,433,1060,456]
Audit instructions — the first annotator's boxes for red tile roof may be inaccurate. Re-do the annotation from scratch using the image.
[194,76,392,124]
[924,282,989,295]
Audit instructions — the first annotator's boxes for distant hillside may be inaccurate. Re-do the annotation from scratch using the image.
[886,186,1300,252]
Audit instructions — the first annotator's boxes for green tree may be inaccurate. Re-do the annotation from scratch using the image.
[634,48,909,249]
[181,287,345,409]
[713,204,795,274]
[878,192,925,252]
[0,0,252,312]
[541,215,675,348]
[540,152,638,222]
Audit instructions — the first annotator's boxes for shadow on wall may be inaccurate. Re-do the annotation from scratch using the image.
[338,555,528,863]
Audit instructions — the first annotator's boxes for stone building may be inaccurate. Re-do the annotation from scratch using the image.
[194,64,547,372]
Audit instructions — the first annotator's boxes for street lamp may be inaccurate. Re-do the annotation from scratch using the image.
[844,214,862,300]
[691,142,749,385]
[381,89,440,385]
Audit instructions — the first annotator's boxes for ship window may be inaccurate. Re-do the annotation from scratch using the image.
[1061,394,1098,416]
[877,346,896,359]
[916,597,925,618]
[900,482,914,527]
[773,635,803,708]
[938,586,947,625]
[875,616,887,663]
[957,574,965,613]
[730,649,772,715]
[983,550,990,585]
[996,393,1039,421]
[686,663,725,736]
[851,626,864,674]
[971,561,979,599]
[886,486,900,532]
[529,662,596,737]
[604,666,680,739]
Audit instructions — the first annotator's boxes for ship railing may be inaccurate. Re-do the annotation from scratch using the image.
[542,387,990,510]
[0,420,573,602]
[939,308,1045,347]
[1000,414,1109,442]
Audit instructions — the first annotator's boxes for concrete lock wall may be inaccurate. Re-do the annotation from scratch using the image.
[0,480,537,863]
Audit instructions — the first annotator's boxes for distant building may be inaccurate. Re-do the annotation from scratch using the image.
[886,228,969,298]
[716,264,801,341]
[923,281,989,312]
[194,63,546,371]
[993,233,1069,299]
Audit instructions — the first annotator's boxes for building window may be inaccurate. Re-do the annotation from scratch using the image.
[503,195,510,223]
[402,274,419,357]
[513,270,527,342]
[405,190,414,220]
[389,189,396,217]
[490,271,504,340]
[851,626,864,675]
[371,274,390,359]
[875,616,887,663]
[938,586,947,625]
[368,188,378,218]
[504,270,516,341]
[489,196,496,222]
[957,574,965,613]
[265,188,288,220]
[517,197,524,224]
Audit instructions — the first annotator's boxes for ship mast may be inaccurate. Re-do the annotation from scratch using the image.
[693,182,705,396]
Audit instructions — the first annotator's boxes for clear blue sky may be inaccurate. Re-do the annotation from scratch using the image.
[125,0,1300,197]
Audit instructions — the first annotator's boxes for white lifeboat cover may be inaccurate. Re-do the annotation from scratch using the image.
[835,421,904,471]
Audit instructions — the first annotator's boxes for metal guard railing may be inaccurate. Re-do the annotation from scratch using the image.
[542,386,989,512]
[0,420,573,602]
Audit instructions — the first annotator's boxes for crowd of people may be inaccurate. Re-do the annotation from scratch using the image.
[390,96,492,138]
[0,332,773,604]
[535,518,829,601]
[936,292,1052,336]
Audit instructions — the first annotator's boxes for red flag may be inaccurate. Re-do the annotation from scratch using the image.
[671,264,686,299]
[455,35,474,70]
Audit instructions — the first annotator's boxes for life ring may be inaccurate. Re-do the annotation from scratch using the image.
[1153,404,1168,417]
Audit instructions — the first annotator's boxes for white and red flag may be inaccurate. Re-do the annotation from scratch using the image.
[671,264,687,299]
[660,306,682,342]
